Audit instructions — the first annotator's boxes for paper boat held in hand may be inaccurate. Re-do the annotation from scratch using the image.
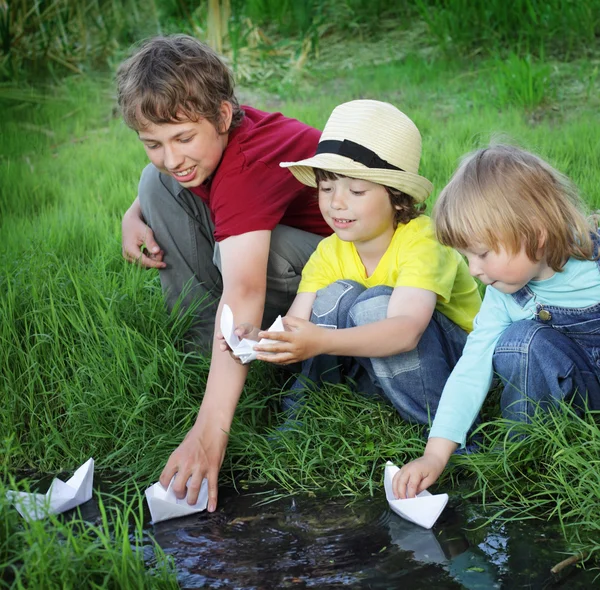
[221,304,284,364]
[384,461,448,529]
[6,458,94,521]
[145,478,209,524]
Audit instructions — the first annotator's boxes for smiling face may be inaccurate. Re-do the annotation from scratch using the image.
[137,102,232,188]
[460,242,554,294]
[318,176,396,253]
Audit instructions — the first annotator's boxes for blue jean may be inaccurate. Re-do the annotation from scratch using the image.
[493,320,600,422]
[289,280,469,424]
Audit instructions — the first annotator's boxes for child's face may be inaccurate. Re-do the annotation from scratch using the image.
[459,243,554,294]
[137,105,231,188]
[318,176,396,251]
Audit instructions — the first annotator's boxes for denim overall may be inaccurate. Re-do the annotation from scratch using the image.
[287,279,469,424]
[493,245,600,421]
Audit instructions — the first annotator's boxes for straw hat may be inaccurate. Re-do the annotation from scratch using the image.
[280,100,433,202]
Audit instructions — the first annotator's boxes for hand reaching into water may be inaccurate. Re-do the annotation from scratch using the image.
[392,437,458,499]
[159,420,229,511]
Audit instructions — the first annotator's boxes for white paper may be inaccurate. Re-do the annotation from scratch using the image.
[145,478,209,524]
[6,458,94,521]
[220,304,285,364]
[384,461,448,529]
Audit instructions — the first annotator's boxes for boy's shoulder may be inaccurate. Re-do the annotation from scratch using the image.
[224,105,320,171]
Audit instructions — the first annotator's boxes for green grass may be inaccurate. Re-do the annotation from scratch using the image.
[1,23,600,583]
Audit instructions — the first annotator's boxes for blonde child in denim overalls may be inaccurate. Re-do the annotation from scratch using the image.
[394,144,600,499]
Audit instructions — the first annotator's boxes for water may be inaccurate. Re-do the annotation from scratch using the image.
[141,486,597,590]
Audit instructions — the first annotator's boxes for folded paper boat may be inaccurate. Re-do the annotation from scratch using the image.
[221,304,284,364]
[145,478,209,524]
[384,461,448,529]
[6,457,94,521]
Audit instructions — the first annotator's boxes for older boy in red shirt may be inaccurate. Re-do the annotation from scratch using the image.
[117,34,330,511]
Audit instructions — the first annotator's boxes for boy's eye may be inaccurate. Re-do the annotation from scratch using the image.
[478,252,489,259]
[145,143,160,150]
[319,185,332,193]
[179,136,193,143]
[350,190,365,196]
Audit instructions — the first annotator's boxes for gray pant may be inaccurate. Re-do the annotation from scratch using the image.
[138,164,323,346]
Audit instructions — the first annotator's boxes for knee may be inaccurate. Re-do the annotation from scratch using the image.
[348,287,392,327]
[312,280,365,322]
[138,164,181,214]
[493,320,547,368]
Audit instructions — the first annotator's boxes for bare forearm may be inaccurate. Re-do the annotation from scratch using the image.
[322,316,425,357]
[194,290,265,431]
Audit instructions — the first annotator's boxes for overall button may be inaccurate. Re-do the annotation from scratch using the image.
[538,309,552,321]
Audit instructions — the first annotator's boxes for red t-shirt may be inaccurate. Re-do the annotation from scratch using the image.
[190,106,331,242]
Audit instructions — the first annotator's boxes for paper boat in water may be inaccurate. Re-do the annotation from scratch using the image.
[6,458,94,521]
[384,461,448,529]
[145,478,209,524]
[221,304,284,364]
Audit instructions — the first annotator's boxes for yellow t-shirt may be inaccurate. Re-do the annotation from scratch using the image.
[298,215,481,332]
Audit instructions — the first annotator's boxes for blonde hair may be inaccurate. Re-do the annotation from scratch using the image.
[433,144,595,271]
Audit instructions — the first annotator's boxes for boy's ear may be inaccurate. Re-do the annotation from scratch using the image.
[219,101,233,134]
[535,227,548,259]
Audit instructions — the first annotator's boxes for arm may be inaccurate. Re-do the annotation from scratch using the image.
[121,197,166,269]
[393,289,515,497]
[256,286,437,364]
[159,230,271,510]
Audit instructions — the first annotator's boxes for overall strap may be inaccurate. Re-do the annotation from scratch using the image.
[510,285,535,308]
[592,230,600,271]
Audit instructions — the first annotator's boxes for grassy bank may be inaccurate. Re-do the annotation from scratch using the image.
[2,21,600,584]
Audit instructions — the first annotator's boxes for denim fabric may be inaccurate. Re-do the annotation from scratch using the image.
[289,279,469,424]
[494,262,600,421]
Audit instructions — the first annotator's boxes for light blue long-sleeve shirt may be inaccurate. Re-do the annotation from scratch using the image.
[429,256,600,446]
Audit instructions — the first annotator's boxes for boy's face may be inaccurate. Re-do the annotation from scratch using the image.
[459,243,553,294]
[137,103,232,188]
[318,176,396,252]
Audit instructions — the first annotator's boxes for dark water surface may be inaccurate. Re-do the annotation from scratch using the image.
[139,486,596,590]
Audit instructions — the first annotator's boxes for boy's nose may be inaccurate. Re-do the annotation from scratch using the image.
[330,190,347,210]
[164,146,184,171]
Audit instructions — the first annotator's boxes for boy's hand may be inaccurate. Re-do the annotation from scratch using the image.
[255,316,324,364]
[159,421,228,512]
[392,455,447,499]
[217,323,260,364]
[392,438,457,499]
[122,205,166,269]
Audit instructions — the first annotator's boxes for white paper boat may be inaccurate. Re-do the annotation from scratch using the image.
[384,461,448,529]
[221,304,284,364]
[6,458,94,521]
[145,477,209,524]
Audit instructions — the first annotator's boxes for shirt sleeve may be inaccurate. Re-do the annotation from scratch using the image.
[428,287,513,446]
[394,224,460,302]
[298,239,336,293]
[211,161,303,241]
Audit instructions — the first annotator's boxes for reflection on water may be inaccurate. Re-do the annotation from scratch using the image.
[143,487,596,590]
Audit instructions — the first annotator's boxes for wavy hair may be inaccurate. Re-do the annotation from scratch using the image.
[433,144,594,271]
[116,34,244,133]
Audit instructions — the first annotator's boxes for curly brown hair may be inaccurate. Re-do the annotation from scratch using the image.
[116,34,244,133]
[314,168,425,227]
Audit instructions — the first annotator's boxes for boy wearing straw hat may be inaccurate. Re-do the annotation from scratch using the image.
[235,100,482,424]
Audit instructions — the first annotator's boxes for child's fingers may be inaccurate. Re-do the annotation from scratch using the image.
[256,352,295,365]
[257,330,292,341]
